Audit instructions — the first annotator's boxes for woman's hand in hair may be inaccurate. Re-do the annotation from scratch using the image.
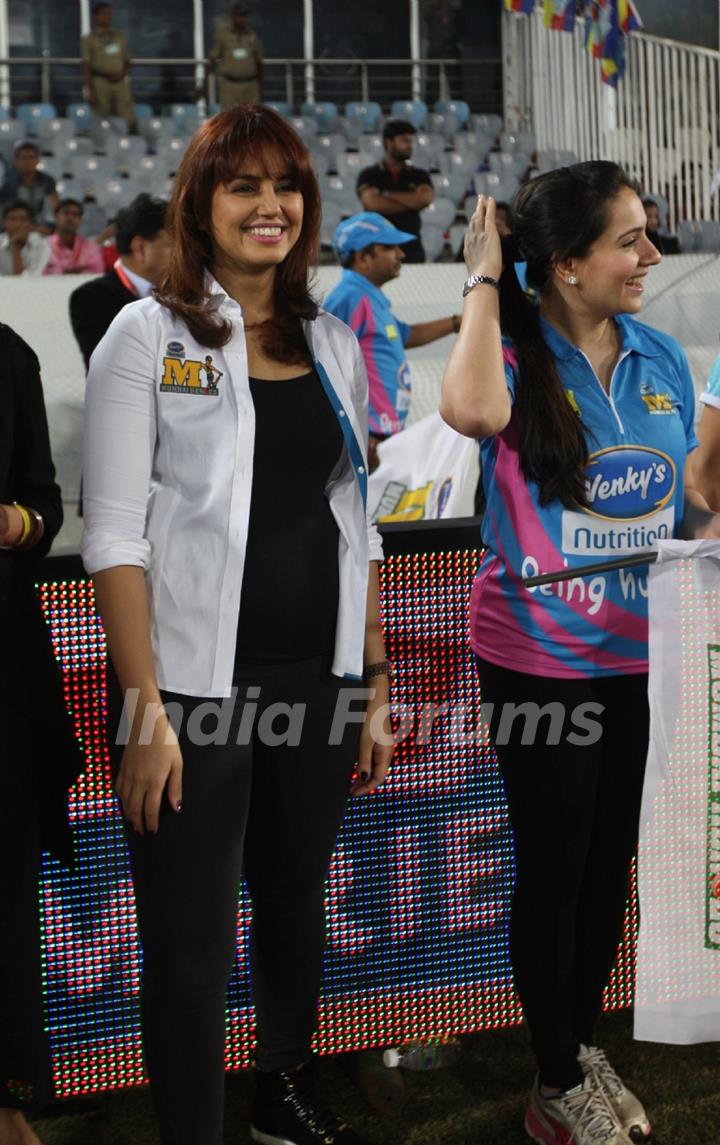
[464,195,503,280]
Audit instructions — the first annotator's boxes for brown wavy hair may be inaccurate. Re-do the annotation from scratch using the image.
[156,104,321,364]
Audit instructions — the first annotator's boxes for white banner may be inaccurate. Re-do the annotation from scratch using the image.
[368,412,478,524]
[635,540,720,1044]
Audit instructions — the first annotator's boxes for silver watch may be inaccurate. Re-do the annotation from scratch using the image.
[463,273,500,297]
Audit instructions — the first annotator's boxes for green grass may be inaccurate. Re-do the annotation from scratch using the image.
[32,1011,720,1144]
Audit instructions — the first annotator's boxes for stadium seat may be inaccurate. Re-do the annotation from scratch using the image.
[36,157,64,182]
[67,102,94,134]
[139,116,169,144]
[414,131,445,168]
[489,150,531,180]
[16,103,57,131]
[449,221,466,256]
[345,102,383,133]
[95,177,137,211]
[427,111,461,139]
[431,171,467,205]
[154,136,188,171]
[79,200,108,237]
[165,104,200,136]
[34,117,75,151]
[318,175,357,216]
[471,113,502,139]
[59,137,95,167]
[500,129,536,155]
[133,103,154,122]
[320,200,343,248]
[311,133,348,171]
[473,170,519,201]
[70,154,118,188]
[390,100,427,130]
[289,116,318,141]
[310,151,329,177]
[420,224,446,261]
[301,102,339,132]
[535,147,577,174]
[437,150,478,180]
[335,151,373,182]
[424,196,456,230]
[356,133,384,162]
[0,120,27,164]
[434,100,470,127]
[264,102,291,117]
[452,131,493,162]
[115,135,149,160]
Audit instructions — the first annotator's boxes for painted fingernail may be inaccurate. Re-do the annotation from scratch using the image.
[175,801,183,813]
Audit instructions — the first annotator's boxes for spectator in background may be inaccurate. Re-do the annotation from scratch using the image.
[70,194,170,370]
[207,4,264,109]
[44,199,104,276]
[0,142,57,233]
[81,2,135,131]
[325,212,460,471]
[356,120,434,264]
[0,203,50,276]
[642,197,679,255]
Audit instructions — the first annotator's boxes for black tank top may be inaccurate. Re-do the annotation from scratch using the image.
[235,367,344,659]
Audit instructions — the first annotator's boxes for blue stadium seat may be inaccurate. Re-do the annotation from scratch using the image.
[16,102,57,131]
[264,102,291,117]
[390,100,428,130]
[301,101,339,132]
[434,100,470,127]
[345,102,382,133]
[67,102,94,134]
[133,103,154,122]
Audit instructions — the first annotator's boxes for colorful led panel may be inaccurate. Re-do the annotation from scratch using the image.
[35,536,637,1097]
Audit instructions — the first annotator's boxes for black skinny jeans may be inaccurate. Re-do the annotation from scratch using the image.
[475,659,649,1091]
[109,654,364,1145]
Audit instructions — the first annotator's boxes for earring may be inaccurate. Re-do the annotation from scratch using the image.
[567,274,578,285]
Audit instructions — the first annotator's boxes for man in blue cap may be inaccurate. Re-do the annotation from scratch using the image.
[324,211,460,470]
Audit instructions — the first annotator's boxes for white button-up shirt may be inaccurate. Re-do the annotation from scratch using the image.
[82,280,383,697]
[0,231,51,276]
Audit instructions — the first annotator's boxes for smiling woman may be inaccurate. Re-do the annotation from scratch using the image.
[81,104,392,1145]
[439,161,720,1145]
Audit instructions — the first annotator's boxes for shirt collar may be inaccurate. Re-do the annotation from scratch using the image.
[119,259,154,298]
[341,268,390,309]
[539,312,662,361]
[203,270,243,313]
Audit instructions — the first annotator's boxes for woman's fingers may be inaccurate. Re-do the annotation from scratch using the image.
[167,761,183,815]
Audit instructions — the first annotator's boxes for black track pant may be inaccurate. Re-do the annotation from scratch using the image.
[109,654,364,1145]
[475,659,649,1090]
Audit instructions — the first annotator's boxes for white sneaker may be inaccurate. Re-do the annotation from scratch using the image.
[525,1075,633,1144]
[578,1045,651,1141]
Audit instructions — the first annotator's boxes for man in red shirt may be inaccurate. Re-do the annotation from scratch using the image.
[44,199,104,276]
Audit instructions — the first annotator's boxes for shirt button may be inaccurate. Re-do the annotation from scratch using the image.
[338,408,346,417]
[358,466,365,474]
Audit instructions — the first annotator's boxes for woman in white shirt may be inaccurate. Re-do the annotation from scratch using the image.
[82,104,392,1145]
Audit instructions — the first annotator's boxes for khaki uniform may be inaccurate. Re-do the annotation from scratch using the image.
[211,27,263,108]
[81,29,134,125]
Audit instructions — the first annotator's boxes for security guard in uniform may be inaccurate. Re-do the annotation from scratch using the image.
[81,2,135,131]
[208,3,264,109]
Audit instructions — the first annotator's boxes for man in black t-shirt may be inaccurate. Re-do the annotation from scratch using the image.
[356,119,434,263]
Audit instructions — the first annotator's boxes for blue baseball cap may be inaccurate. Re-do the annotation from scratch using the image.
[333,211,417,259]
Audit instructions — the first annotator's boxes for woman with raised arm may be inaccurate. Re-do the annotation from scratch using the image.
[441,165,720,1145]
[82,105,392,1145]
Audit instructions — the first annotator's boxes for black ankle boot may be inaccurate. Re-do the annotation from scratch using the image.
[250,1061,372,1145]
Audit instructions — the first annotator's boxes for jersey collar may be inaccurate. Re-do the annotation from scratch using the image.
[539,312,663,361]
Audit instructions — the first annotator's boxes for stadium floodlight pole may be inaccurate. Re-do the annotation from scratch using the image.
[0,0,8,111]
[304,0,314,104]
[523,550,658,588]
[410,0,422,102]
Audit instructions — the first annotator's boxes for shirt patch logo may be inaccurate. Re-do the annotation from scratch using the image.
[385,323,399,340]
[160,354,224,396]
[166,340,185,357]
[640,389,675,414]
[566,389,581,417]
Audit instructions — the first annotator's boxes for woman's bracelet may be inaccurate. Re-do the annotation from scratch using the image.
[451,314,461,334]
[364,659,393,681]
[12,502,44,549]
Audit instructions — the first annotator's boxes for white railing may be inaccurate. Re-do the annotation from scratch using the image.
[502,7,720,228]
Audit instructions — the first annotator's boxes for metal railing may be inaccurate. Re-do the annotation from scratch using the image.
[0,54,501,116]
[503,7,720,228]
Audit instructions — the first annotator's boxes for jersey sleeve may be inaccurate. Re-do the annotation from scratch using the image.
[700,351,720,412]
[673,341,699,452]
[356,165,380,194]
[398,318,412,345]
[501,337,518,405]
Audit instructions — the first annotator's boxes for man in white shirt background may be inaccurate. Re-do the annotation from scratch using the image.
[0,202,51,276]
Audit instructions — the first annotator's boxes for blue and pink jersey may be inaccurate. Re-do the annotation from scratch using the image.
[472,314,698,678]
[324,269,411,436]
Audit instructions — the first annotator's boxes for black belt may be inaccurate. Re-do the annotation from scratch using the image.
[91,69,123,78]
[221,73,258,82]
